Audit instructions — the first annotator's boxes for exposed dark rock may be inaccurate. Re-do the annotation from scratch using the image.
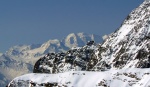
[33,41,103,73]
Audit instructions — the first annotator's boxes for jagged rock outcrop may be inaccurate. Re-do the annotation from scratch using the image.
[6,0,150,87]
[33,41,104,73]
[94,0,150,69]
[33,0,150,74]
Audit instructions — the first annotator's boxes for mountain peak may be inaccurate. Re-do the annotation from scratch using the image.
[6,1,150,87]
[0,32,102,86]
[32,0,150,74]
[64,32,102,48]
[96,0,150,69]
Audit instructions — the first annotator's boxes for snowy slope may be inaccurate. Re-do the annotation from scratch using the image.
[7,0,150,87]
[7,69,150,87]
[94,0,150,69]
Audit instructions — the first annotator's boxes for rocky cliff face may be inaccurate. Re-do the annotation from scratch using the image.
[33,0,150,74]
[33,41,101,73]
[95,0,150,69]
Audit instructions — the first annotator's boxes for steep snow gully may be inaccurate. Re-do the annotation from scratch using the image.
[7,0,150,87]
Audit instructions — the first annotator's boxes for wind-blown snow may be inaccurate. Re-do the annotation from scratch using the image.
[8,69,150,87]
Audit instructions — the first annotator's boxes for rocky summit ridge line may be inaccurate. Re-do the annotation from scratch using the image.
[7,0,150,87]
[95,0,150,69]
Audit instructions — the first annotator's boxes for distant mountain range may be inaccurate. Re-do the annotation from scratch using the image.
[7,0,150,87]
[0,33,102,86]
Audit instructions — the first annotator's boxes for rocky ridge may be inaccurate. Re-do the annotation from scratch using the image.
[95,0,150,69]
[33,0,150,74]
[7,0,150,87]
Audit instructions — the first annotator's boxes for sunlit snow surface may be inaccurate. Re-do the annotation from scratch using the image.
[8,69,150,87]
[7,0,150,87]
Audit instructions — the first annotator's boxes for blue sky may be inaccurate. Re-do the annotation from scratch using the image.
[0,0,143,53]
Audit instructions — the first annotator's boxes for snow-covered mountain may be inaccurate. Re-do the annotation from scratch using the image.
[0,54,33,87]
[94,0,150,69]
[5,33,101,64]
[0,33,102,87]
[33,0,150,73]
[7,0,150,87]
[7,69,150,87]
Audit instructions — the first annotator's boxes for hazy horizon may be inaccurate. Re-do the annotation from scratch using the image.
[0,0,143,53]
